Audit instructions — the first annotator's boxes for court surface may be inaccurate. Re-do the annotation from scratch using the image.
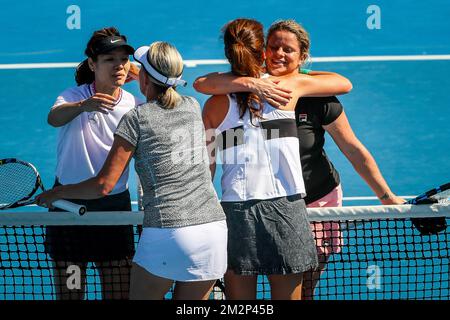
[1,1,449,206]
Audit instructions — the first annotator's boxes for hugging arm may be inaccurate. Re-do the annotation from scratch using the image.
[194,70,352,107]
[194,72,292,108]
[295,72,353,97]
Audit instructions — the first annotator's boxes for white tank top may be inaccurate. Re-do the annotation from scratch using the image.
[216,94,306,201]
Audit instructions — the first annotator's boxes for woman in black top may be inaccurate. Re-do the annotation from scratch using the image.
[193,19,403,299]
[296,95,404,299]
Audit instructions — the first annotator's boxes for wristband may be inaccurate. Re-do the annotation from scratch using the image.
[300,68,312,74]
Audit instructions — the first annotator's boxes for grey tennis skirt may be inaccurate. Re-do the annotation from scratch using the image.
[221,194,318,275]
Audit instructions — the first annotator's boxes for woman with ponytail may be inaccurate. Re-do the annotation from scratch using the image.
[198,18,353,300]
[44,27,140,300]
[196,19,404,300]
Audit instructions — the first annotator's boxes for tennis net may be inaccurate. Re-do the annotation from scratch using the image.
[1,203,449,300]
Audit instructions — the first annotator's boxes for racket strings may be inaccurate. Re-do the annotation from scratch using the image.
[0,163,38,206]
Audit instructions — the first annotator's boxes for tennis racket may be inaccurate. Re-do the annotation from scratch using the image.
[0,158,86,215]
[407,182,450,235]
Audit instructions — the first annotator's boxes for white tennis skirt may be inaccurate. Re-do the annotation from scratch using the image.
[133,220,228,282]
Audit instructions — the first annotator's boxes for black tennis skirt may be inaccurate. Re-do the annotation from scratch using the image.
[44,181,135,262]
[221,194,318,275]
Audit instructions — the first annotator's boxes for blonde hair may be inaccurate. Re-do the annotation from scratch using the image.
[146,41,184,108]
[267,19,310,65]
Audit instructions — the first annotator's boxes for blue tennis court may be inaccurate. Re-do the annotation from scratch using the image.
[1,0,450,300]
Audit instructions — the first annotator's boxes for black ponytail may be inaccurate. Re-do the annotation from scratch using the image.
[75,59,95,86]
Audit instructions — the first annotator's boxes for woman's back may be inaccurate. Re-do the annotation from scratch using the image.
[216,95,306,201]
[116,96,225,228]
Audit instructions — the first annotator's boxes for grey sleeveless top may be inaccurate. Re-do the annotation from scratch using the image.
[115,96,225,228]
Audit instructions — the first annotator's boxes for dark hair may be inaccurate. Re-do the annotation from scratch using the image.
[75,27,127,85]
[223,18,265,119]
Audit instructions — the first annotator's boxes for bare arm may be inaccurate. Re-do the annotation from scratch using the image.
[194,72,292,108]
[194,72,248,95]
[324,111,404,205]
[48,93,118,127]
[306,70,341,76]
[202,97,219,180]
[36,136,135,207]
[202,95,229,181]
[47,102,85,127]
[296,73,353,97]
[203,111,216,180]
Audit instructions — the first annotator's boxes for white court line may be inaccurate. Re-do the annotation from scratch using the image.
[1,54,450,69]
[312,55,450,63]
[0,62,80,70]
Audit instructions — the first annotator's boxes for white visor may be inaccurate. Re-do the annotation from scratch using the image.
[134,46,187,87]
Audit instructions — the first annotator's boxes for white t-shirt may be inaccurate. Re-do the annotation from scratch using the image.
[53,83,140,194]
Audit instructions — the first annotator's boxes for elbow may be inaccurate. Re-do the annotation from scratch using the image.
[47,113,56,127]
[100,190,111,197]
[194,76,218,95]
[47,113,62,128]
[100,185,114,197]
[95,182,115,198]
[193,77,206,93]
[47,119,61,128]
[345,80,353,93]
[340,79,353,94]
[330,76,353,95]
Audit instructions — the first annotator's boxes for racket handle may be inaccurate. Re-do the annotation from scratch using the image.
[52,200,87,215]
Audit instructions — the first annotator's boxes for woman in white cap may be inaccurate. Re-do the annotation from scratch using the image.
[44,26,140,300]
[38,41,228,300]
